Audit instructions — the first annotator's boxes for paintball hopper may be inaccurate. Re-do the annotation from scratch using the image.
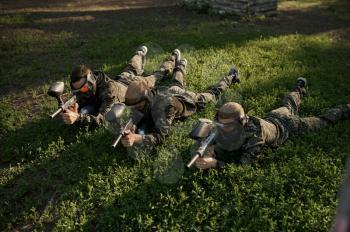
[106,103,127,122]
[48,82,65,98]
[47,81,77,119]
[189,118,213,140]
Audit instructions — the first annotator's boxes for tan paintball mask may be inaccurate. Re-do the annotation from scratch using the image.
[215,102,247,151]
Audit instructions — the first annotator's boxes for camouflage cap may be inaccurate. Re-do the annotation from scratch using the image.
[218,102,245,120]
[125,80,149,106]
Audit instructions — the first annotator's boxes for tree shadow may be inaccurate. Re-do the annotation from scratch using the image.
[0,118,80,165]
[80,101,350,231]
[0,0,349,95]
[0,0,179,13]
[0,128,136,231]
[82,178,182,230]
[0,0,349,230]
[77,18,350,229]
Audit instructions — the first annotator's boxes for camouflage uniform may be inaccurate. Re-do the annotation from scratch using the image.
[214,86,350,165]
[135,66,236,146]
[77,53,175,127]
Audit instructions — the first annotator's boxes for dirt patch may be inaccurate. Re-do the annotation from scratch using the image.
[35,15,95,24]
[328,27,350,42]
[1,0,180,13]
[247,1,350,38]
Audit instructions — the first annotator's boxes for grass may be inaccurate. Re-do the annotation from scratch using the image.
[0,0,350,231]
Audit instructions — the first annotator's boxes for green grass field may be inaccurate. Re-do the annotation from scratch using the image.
[1,0,350,230]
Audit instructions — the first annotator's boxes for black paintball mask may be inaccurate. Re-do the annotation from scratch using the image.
[70,72,96,101]
[214,114,247,152]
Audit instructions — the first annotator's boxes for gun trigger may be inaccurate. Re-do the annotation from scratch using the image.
[123,130,130,136]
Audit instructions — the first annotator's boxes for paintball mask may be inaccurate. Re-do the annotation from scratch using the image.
[71,73,96,100]
[214,119,246,152]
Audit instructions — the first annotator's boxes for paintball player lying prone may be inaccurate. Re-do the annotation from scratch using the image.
[53,46,181,127]
[117,57,241,148]
[190,78,350,169]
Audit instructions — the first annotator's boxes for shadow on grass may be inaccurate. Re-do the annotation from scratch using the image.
[83,179,181,231]
[1,1,349,95]
[80,122,350,231]
[78,31,350,229]
[0,118,80,165]
[0,0,349,230]
[0,127,136,231]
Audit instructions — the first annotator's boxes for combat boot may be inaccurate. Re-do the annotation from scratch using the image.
[223,66,240,86]
[294,77,307,95]
[172,49,181,66]
[319,104,350,123]
[135,45,148,71]
[136,45,148,56]
[158,49,181,75]
[205,66,240,100]
[177,58,187,70]
[173,58,187,75]
[296,77,307,88]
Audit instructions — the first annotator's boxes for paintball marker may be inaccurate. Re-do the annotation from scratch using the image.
[106,103,144,148]
[187,119,218,168]
[47,82,77,119]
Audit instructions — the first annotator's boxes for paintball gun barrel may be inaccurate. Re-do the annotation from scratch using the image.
[106,103,144,148]
[111,118,133,148]
[187,129,218,168]
[187,119,217,168]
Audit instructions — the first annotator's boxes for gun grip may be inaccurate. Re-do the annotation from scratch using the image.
[56,95,64,106]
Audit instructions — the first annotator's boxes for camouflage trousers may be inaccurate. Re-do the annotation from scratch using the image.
[165,66,232,112]
[267,87,350,142]
[116,52,176,88]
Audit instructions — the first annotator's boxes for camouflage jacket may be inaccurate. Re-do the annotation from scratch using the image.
[77,71,127,127]
[136,88,197,146]
[214,115,279,165]
[214,104,350,165]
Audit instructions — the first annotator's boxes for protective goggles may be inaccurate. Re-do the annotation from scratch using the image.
[71,73,94,94]
[214,120,239,130]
